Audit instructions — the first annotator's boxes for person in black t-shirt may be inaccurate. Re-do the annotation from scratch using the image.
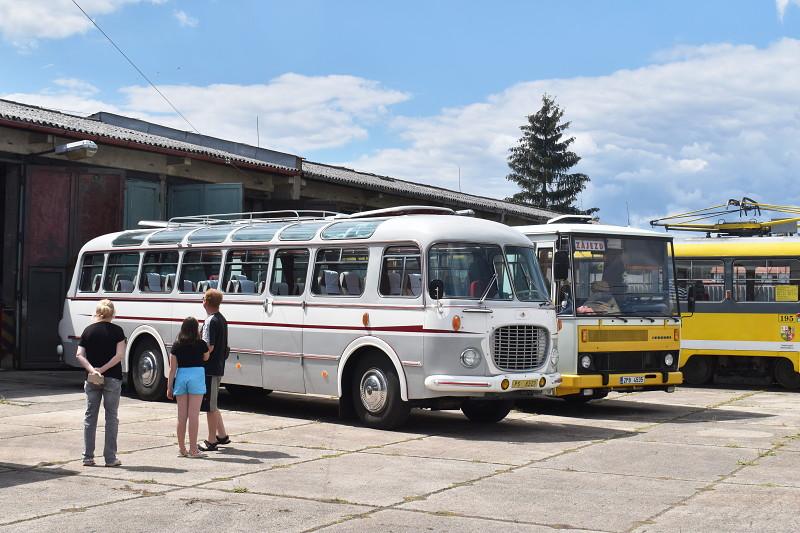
[76,299,126,467]
[167,317,209,458]
[198,289,230,452]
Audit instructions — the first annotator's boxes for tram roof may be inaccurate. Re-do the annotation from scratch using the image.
[673,235,800,257]
[82,211,533,252]
[514,223,672,239]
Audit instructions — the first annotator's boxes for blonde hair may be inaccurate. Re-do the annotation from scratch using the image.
[204,288,223,308]
[95,299,115,320]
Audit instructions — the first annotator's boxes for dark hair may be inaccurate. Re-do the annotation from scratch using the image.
[175,317,201,346]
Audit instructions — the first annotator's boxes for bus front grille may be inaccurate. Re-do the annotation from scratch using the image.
[586,329,649,342]
[492,325,548,371]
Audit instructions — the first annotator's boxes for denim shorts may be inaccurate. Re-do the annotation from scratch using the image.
[174,367,206,396]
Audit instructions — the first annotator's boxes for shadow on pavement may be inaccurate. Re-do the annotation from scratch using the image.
[0,463,79,490]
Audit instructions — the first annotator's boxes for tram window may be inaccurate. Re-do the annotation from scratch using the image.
[270,249,309,296]
[179,250,222,293]
[312,248,369,296]
[675,259,725,302]
[379,246,422,298]
[733,259,800,303]
[78,254,105,293]
[103,253,140,293]
[222,249,270,294]
[140,251,179,293]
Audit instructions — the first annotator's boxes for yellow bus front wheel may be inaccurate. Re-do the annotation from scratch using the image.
[681,355,715,386]
[774,359,800,390]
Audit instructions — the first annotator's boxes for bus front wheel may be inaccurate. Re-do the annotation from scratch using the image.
[774,358,800,390]
[131,339,167,401]
[351,353,410,430]
[461,399,513,423]
[681,355,714,386]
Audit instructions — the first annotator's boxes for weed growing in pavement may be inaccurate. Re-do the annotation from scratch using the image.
[737,459,757,466]
[232,486,248,493]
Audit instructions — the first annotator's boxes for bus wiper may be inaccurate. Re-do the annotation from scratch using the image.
[478,273,498,306]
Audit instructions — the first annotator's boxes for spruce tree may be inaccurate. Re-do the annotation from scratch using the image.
[505,94,596,214]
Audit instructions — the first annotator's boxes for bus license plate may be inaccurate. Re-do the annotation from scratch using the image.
[620,376,645,385]
[512,379,536,388]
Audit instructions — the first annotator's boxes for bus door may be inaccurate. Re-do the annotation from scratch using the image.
[263,248,308,393]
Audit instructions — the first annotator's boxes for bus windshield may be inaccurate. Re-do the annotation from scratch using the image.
[428,243,549,301]
[565,235,675,316]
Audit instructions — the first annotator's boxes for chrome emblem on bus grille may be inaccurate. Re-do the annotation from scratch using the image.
[492,325,547,371]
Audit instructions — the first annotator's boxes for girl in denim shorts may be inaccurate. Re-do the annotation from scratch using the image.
[167,317,209,458]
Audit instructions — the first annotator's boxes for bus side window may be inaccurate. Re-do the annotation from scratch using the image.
[379,246,422,298]
[139,251,179,293]
[733,259,800,303]
[223,249,270,294]
[270,249,310,297]
[78,253,105,293]
[676,259,724,302]
[179,250,223,293]
[312,248,369,297]
[103,252,140,293]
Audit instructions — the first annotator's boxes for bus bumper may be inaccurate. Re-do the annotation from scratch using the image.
[554,371,683,397]
[425,372,562,393]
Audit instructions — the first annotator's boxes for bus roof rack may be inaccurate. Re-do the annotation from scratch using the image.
[343,206,455,219]
[163,209,342,227]
[546,214,594,224]
[650,197,800,236]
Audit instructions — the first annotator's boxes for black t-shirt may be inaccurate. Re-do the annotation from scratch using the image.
[170,340,208,368]
[202,312,228,377]
[79,321,126,380]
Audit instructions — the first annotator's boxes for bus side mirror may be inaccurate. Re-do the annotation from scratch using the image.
[686,285,696,313]
[553,250,569,281]
[429,279,444,300]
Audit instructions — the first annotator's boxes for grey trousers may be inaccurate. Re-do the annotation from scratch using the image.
[83,377,122,463]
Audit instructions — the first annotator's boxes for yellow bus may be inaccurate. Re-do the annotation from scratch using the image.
[674,237,800,389]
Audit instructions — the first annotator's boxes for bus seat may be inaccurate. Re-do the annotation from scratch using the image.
[182,280,195,292]
[323,269,340,295]
[294,282,305,295]
[115,278,134,292]
[164,273,175,292]
[272,281,289,295]
[239,279,256,293]
[196,280,208,292]
[92,274,102,292]
[208,280,218,289]
[145,272,162,292]
[407,273,422,296]
[341,271,361,295]
[226,279,240,293]
[257,280,266,294]
[387,272,402,295]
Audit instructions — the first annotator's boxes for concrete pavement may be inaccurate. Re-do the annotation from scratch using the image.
[0,370,798,532]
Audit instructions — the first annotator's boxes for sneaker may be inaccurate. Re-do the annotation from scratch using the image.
[105,459,123,467]
[215,435,231,445]
[198,440,218,452]
[82,459,96,467]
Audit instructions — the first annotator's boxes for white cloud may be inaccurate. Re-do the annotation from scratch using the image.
[344,38,800,225]
[0,0,165,49]
[1,73,409,152]
[777,0,800,20]
[173,9,197,28]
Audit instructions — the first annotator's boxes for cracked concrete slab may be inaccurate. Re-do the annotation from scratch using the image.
[631,420,796,449]
[206,451,500,507]
[0,422,63,439]
[239,421,421,452]
[632,482,800,532]
[402,466,704,532]
[0,487,370,533]
[1,406,174,430]
[726,449,800,488]
[118,410,315,438]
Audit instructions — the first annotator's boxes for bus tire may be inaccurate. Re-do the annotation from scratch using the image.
[351,353,410,430]
[226,384,272,401]
[131,338,166,401]
[774,358,800,390]
[681,355,714,386]
[461,399,514,423]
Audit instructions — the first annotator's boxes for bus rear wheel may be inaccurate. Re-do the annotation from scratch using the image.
[131,339,166,401]
[461,399,513,423]
[774,359,800,390]
[682,355,714,386]
[351,353,410,430]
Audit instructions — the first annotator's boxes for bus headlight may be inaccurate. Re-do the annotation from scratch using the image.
[549,345,559,371]
[664,353,675,367]
[460,348,482,368]
[580,354,592,370]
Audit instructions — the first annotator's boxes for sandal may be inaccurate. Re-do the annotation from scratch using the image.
[215,435,230,445]
[187,450,206,459]
[198,440,218,452]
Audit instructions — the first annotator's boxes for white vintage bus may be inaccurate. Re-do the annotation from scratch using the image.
[516,216,682,402]
[58,206,560,428]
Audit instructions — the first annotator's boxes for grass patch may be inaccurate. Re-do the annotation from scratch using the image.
[232,486,249,494]
[737,459,757,467]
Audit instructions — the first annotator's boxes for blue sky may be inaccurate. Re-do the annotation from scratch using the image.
[2,0,800,225]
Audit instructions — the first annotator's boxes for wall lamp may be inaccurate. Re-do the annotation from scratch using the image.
[30,140,98,160]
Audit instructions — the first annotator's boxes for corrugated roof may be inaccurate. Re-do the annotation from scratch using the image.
[0,98,299,174]
[302,161,561,222]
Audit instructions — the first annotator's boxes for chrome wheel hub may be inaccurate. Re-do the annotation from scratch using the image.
[138,350,158,388]
[359,368,388,413]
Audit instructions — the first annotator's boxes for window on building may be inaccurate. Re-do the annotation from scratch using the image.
[379,246,422,298]
[312,248,369,296]
[78,254,105,293]
[179,250,223,293]
[733,259,800,303]
[222,249,270,294]
[139,251,179,293]
[270,249,310,296]
[675,259,725,302]
[103,253,140,293]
